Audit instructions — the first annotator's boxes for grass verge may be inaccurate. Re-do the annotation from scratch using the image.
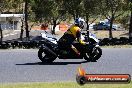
[0,82,132,88]
[101,45,132,48]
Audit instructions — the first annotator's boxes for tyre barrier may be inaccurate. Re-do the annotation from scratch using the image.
[0,37,132,49]
[129,38,132,45]
[11,41,19,49]
[99,38,110,46]
[119,37,129,45]
[0,42,10,49]
[99,37,132,46]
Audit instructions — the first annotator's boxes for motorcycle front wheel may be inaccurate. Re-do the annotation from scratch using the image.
[38,48,56,63]
[84,47,102,62]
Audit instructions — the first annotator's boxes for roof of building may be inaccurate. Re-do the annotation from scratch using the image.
[0,14,24,17]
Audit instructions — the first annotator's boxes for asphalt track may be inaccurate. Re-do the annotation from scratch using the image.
[0,48,132,83]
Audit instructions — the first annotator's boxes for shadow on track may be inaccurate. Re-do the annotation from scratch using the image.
[15,60,95,65]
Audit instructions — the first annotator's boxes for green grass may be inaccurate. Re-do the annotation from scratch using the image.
[0,82,132,88]
[101,45,132,48]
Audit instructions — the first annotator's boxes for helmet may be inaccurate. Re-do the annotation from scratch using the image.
[74,18,85,29]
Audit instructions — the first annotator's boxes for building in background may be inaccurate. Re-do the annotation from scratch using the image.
[0,14,24,30]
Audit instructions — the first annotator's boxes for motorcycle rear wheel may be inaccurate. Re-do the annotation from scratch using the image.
[38,48,56,63]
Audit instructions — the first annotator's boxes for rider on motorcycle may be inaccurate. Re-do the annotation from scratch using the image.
[58,18,86,56]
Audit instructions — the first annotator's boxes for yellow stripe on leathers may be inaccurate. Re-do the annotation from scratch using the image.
[66,25,86,45]
[66,25,80,37]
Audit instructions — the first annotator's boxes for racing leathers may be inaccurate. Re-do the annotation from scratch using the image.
[58,24,86,56]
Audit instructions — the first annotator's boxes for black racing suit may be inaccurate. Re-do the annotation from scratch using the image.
[58,25,86,55]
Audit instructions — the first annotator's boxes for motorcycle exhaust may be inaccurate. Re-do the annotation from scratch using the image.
[41,45,57,57]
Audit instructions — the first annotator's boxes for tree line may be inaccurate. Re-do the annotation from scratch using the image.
[0,0,132,41]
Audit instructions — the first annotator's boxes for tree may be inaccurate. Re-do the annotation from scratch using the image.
[129,0,132,39]
[18,0,30,41]
[31,0,57,34]
[0,0,8,43]
[99,0,129,38]
[0,0,23,13]
[0,0,25,41]
[0,24,3,43]
[63,0,83,20]
[0,0,11,13]
[31,0,66,34]
[83,0,100,41]
[24,0,29,40]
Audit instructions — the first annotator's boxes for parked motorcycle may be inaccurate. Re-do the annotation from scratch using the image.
[38,31,102,63]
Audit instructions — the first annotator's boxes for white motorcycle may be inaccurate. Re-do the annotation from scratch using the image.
[38,31,102,63]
